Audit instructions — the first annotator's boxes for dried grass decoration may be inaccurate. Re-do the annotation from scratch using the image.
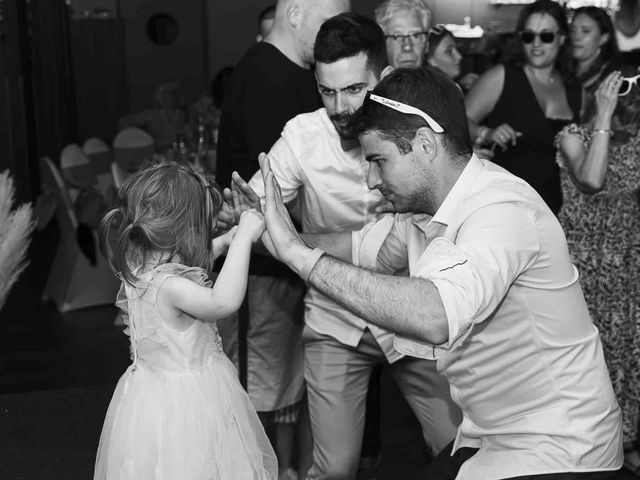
[0,170,34,309]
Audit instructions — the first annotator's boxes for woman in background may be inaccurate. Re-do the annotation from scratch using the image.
[557,9,640,474]
[570,6,623,115]
[118,79,187,154]
[465,0,580,214]
[425,25,478,91]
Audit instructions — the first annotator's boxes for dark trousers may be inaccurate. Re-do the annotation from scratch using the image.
[424,441,619,480]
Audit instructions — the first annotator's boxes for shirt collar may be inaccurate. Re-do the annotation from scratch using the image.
[430,154,484,227]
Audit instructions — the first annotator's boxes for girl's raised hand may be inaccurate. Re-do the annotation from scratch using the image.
[237,208,265,243]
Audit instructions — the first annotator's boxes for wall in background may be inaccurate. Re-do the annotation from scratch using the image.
[119,0,206,111]
[69,0,117,17]
[426,0,522,32]
[67,0,524,116]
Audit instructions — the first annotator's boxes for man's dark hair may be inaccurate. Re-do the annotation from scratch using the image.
[314,12,387,75]
[348,67,472,160]
[258,5,276,24]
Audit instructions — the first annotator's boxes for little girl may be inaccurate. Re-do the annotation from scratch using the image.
[94,162,277,479]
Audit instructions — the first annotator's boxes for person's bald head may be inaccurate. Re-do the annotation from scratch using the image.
[271,0,351,66]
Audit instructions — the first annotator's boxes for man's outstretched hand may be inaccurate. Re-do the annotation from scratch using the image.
[215,168,263,232]
[231,170,262,213]
[259,153,308,273]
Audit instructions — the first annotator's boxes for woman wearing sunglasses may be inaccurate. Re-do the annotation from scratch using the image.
[465,0,580,214]
[556,10,640,475]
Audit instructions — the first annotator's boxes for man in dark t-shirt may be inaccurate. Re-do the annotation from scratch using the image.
[215,1,350,478]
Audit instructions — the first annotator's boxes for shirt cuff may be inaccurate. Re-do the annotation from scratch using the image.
[299,248,325,282]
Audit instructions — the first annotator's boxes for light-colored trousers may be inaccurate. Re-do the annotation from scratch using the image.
[304,326,462,480]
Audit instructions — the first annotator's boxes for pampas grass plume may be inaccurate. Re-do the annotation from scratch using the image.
[0,170,35,310]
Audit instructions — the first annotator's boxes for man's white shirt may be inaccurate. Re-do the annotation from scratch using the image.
[248,108,403,361]
[351,155,623,479]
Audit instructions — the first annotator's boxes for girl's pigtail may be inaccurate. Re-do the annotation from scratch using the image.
[118,222,151,285]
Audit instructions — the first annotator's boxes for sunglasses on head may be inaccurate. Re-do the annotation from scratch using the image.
[519,30,557,44]
[619,73,640,96]
[366,92,444,133]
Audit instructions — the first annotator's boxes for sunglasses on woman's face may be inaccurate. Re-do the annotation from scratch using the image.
[519,30,557,44]
[619,73,640,96]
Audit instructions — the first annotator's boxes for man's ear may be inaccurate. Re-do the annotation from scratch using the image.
[286,2,302,29]
[380,66,394,80]
[414,126,437,160]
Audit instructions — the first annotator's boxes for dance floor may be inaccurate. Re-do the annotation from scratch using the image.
[0,285,634,479]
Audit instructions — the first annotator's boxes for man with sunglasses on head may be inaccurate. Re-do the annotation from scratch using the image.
[231,12,460,480]
[374,0,431,68]
[258,66,624,479]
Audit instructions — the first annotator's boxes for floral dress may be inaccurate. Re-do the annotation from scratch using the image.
[556,124,640,444]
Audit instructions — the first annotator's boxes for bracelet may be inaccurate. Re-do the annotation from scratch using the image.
[299,248,325,282]
[592,129,613,137]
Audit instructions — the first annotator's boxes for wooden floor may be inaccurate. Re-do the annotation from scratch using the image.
[0,287,430,479]
[0,224,635,479]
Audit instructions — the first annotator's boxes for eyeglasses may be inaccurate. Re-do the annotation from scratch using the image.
[619,73,640,96]
[519,30,558,44]
[385,32,428,44]
[367,92,444,133]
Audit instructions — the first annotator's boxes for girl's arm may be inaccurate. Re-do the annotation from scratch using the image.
[159,209,265,323]
[560,71,621,192]
[210,226,238,263]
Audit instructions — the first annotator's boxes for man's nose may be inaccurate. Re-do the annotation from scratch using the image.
[401,36,413,52]
[367,164,381,190]
[334,93,348,114]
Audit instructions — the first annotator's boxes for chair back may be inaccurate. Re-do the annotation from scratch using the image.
[113,127,155,174]
[40,156,78,231]
[111,162,126,190]
[83,137,115,197]
[82,137,112,175]
[60,144,95,189]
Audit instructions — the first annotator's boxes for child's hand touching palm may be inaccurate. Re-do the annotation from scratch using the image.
[237,209,265,243]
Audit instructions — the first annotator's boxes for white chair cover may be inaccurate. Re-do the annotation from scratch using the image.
[112,127,155,175]
[40,157,120,312]
[83,137,115,197]
[60,144,95,202]
[111,161,126,190]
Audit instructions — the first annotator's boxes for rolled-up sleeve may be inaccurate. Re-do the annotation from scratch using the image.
[395,202,540,359]
[352,214,410,273]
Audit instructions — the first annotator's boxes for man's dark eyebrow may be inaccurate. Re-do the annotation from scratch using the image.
[339,82,367,92]
[365,153,381,162]
[318,82,368,92]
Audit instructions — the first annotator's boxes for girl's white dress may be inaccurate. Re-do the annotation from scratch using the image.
[94,263,277,480]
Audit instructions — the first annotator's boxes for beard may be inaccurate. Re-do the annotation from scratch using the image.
[329,111,355,139]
